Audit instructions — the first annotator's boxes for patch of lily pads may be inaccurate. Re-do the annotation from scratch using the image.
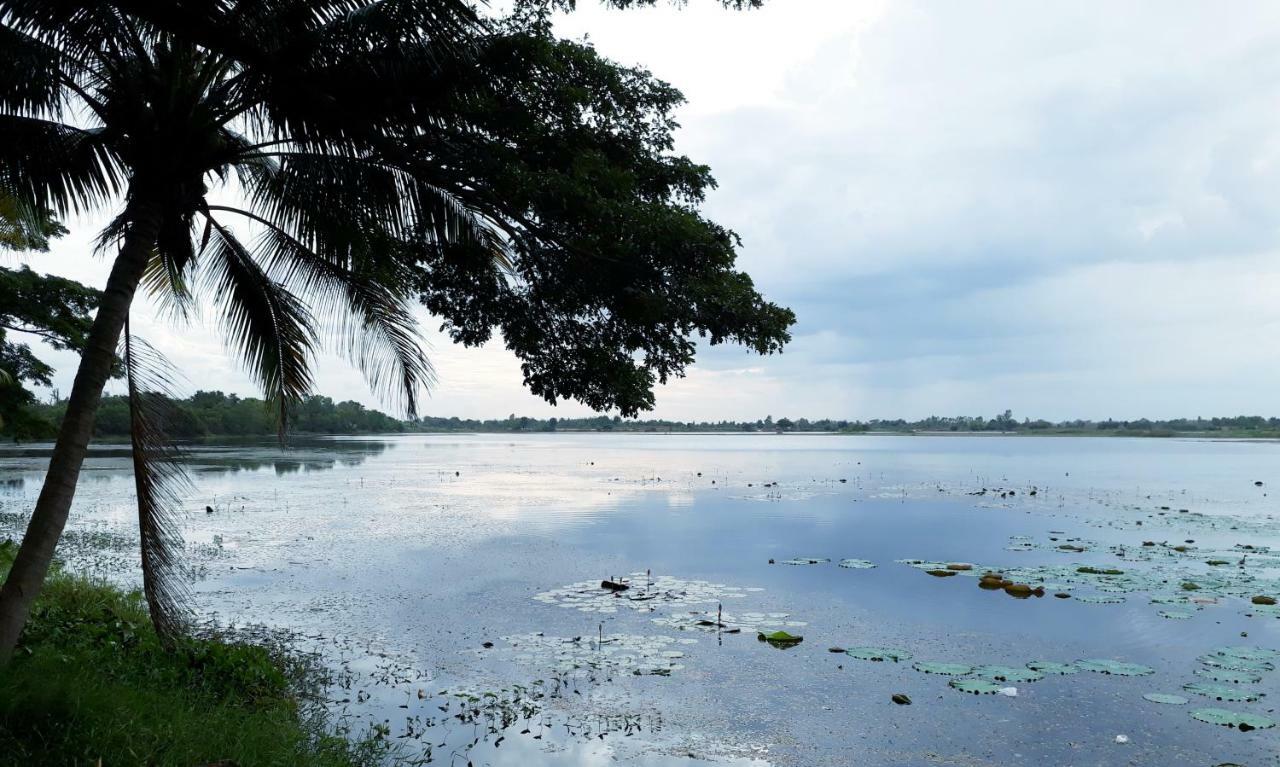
[533,573,755,615]
[779,557,829,565]
[490,632,695,677]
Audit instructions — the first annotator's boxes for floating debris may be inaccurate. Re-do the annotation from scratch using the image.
[891,693,911,705]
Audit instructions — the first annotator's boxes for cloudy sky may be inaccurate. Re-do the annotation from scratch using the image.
[17,0,1280,421]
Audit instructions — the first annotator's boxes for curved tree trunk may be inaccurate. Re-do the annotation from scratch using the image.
[0,200,161,663]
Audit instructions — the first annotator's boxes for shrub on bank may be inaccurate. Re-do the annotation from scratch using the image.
[0,540,383,766]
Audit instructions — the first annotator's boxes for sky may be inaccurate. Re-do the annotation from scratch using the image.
[14,0,1280,422]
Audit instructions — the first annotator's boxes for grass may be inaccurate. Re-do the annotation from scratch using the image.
[0,539,387,767]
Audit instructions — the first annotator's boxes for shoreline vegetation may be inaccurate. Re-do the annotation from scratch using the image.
[16,394,1280,441]
[0,541,384,766]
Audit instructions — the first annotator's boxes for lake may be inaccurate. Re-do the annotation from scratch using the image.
[3,433,1280,766]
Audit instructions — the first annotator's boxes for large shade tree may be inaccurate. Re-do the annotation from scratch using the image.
[0,0,793,661]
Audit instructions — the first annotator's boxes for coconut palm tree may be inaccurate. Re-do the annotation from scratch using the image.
[0,0,795,661]
[0,0,496,658]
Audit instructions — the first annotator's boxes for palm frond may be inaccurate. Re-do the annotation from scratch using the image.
[0,116,123,217]
[200,215,317,438]
[122,321,192,645]
[206,204,434,417]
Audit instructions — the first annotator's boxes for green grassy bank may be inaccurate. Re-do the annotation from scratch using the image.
[0,540,382,767]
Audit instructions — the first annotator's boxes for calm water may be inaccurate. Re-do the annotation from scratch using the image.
[3,433,1280,766]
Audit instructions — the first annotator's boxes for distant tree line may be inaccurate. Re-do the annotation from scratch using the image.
[23,391,407,439]
[409,410,1280,437]
[11,401,1280,441]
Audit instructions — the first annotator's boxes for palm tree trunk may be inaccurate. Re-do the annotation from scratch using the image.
[0,199,161,664]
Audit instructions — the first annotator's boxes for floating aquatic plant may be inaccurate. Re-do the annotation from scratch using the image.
[1182,683,1261,702]
[534,574,753,615]
[1194,667,1262,685]
[1214,646,1280,662]
[1026,661,1080,675]
[912,661,973,676]
[1075,595,1126,605]
[1075,659,1155,677]
[757,630,803,648]
[779,557,830,565]
[949,678,1005,695]
[1143,693,1188,705]
[838,558,876,569]
[845,647,913,662]
[1189,708,1276,730]
[1197,654,1274,673]
[971,665,1045,683]
[492,632,694,677]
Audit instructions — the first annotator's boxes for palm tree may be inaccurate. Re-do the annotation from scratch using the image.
[0,1,497,659]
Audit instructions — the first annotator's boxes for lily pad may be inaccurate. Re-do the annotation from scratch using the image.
[1075,595,1126,604]
[1183,683,1261,702]
[1143,693,1188,705]
[845,646,913,662]
[1027,661,1080,675]
[912,661,973,676]
[1195,667,1262,685]
[1189,708,1276,730]
[779,557,829,566]
[1158,609,1195,620]
[1214,646,1280,662]
[838,558,876,569]
[972,665,1045,683]
[757,630,804,648]
[949,677,1005,695]
[1197,654,1274,673]
[1076,659,1155,677]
